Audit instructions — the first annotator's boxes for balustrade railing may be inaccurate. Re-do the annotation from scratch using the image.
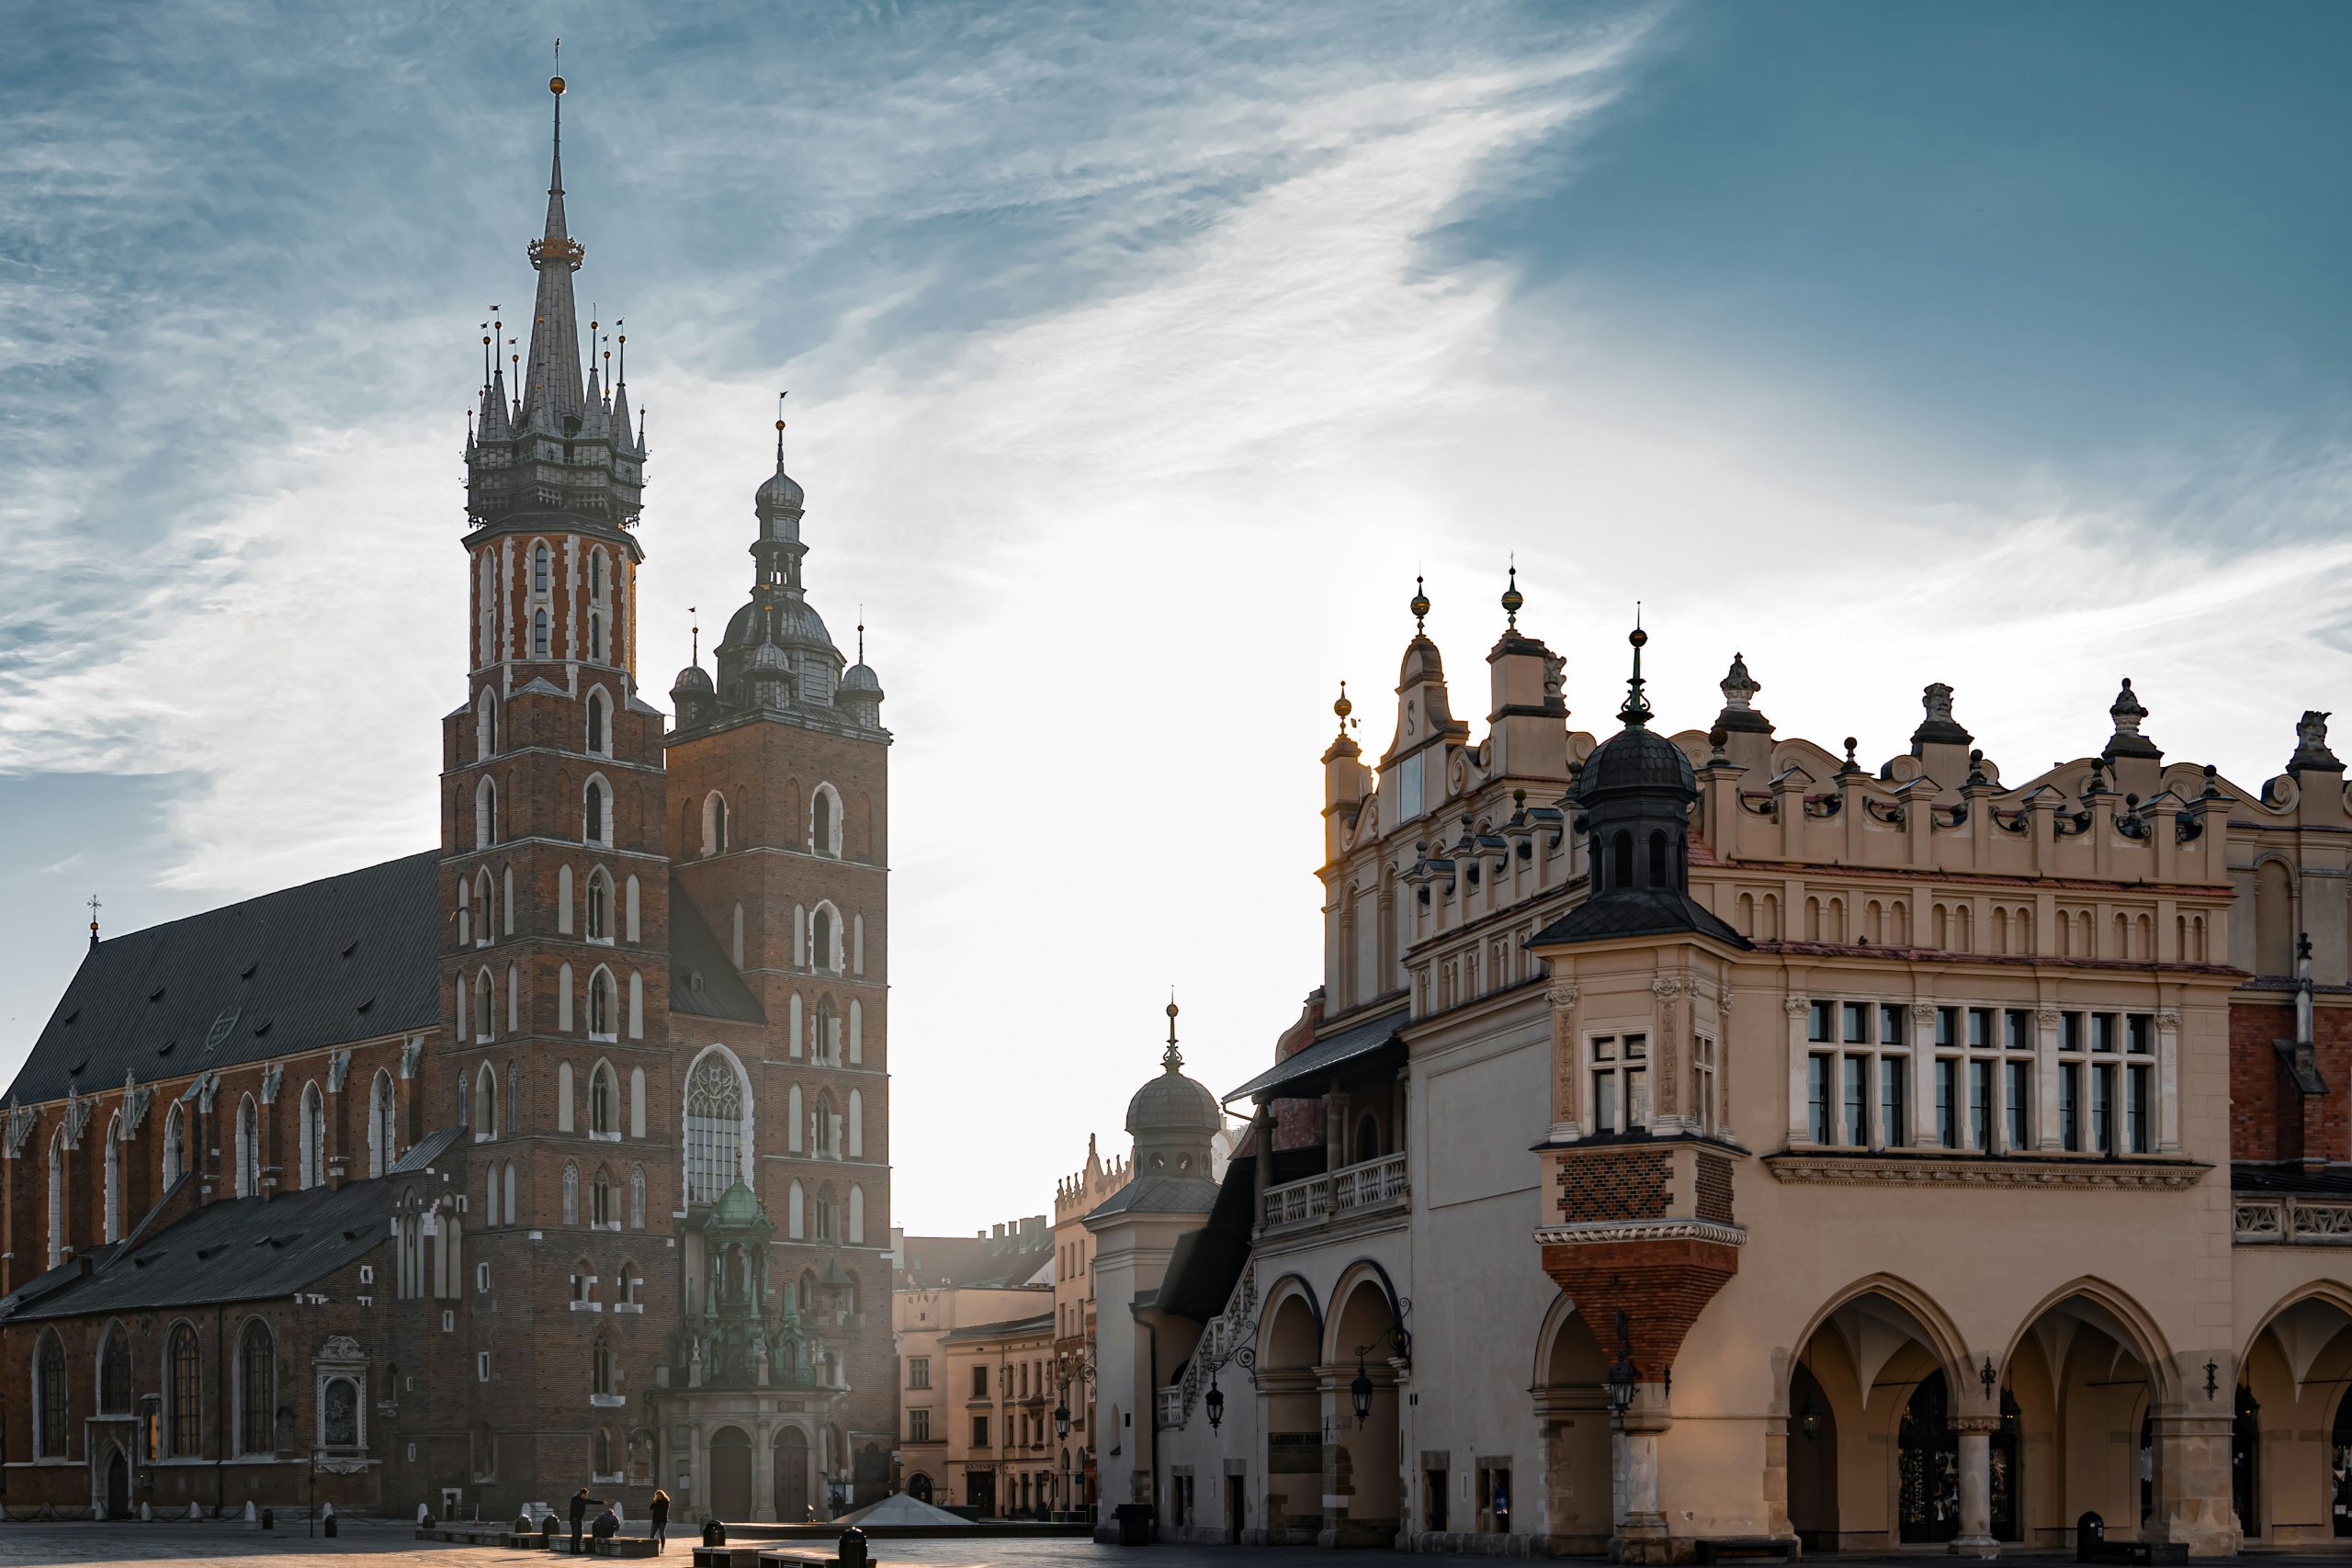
[2235,1196,2352,1244]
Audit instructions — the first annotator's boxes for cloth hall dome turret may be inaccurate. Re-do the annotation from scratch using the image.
[1125,999,1222,1176]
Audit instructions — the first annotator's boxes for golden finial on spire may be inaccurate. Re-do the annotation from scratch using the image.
[1334,680,1356,738]
[1162,991,1182,1072]
[1501,555,1522,629]
[1410,573,1430,633]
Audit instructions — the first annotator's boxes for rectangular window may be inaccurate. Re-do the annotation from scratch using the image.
[2005,1009,2032,1053]
[1809,1001,1835,1043]
[2092,1065,2116,1155]
[1968,1008,1994,1050]
[2093,1012,2118,1055]
[1842,1001,1870,1045]
[909,1358,931,1390]
[1879,1004,1905,1047]
[1936,1007,1959,1049]
[972,1416,989,1448]
[909,1408,932,1442]
[2004,1061,2030,1150]
[1936,1059,1959,1148]
[1969,1060,1993,1152]
[477,1352,491,1383]
[973,1365,989,1398]
[2128,1013,2154,1056]
[1880,1056,1907,1148]
[1590,1035,1648,1134]
[1808,1055,1831,1145]
[2064,1011,2085,1053]
[1692,1037,1718,1135]
[2060,1063,2081,1151]
[2128,1063,2153,1153]
[1593,1069,1619,1135]
[1842,1055,1867,1147]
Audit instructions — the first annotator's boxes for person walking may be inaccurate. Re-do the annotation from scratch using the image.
[648,1489,672,1553]
[568,1487,605,1554]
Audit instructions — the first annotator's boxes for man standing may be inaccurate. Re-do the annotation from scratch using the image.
[569,1487,605,1553]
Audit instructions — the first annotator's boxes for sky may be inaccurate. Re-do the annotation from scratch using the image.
[2,1,2348,1235]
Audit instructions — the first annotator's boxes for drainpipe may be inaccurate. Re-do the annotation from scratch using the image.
[1143,1319,1159,1530]
[215,1304,227,1517]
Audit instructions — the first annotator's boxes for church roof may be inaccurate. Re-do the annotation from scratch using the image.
[0,1174,390,1325]
[4,851,443,1107]
[1085,1173,1220,1221]
[1528,886,1750,949]
[667,877,767,1023]
[895,1230,1052,1290]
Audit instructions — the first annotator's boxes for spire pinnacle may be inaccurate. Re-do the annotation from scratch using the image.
[1618,608,1653,728]
[1410,574,1430,634]
[520,70,585,428]
[1162,993,1183,1073]
[1501,555,1522,629]
[86,893,100,950]
[689,607,699,667]
[775,390,789,470]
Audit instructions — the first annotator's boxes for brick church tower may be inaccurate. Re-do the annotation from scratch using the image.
[428,70,683,1495]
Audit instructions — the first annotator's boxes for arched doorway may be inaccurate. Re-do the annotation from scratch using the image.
[1258,1285,1322,1543]
[1790,1285,1970,1551]
[908,1472,933,1505]
[1534,1297,1612,1551]
[1329,1274,1403,1546]
[775,1427,809,1521]
[104,1445,129,1518]
[709,1427,752,1522]
[2007,1286,2164,1546]
[2240,1291,2352,1545]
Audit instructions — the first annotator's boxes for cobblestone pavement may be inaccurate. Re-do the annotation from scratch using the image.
[6,1524,2352,1568]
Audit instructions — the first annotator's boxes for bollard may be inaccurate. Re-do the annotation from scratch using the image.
[2075,1511,2105,1563]
[324,1514,339,1540]
[261,1507,275,1530]
[702,1517,727,1547]
[839,1525,869,1568]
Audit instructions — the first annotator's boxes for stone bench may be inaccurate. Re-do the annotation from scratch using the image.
[2081,1543,2188,1566]
[693,1549,767,1568]
[1695,1537,1800,1564]
[593,1540,660,1558]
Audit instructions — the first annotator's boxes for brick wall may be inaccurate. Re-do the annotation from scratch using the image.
[1555,1148,1669,1224]
[2228,996,2352,1162]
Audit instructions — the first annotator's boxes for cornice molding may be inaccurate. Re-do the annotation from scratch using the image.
[1764,1152,2210,1191]
[1534,1219,1747,1248]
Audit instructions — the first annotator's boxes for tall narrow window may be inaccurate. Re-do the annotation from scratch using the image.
[589,970,616,1040]
[475,971,494,1043]
[1878,1056,1905,1149]
[36,1330,66,1458]
[103,1115,122,1241]
[300,1083,325,1188]
[814,788,836,858]
[475,775,498,851]
[562,1163,581,1226]
[587,871,609,941]
[46,1128,63,1268]
[99,1323,131,1414]
[167,1324,201,1457]
[163,1102,185,1190]
[591,1062,616,1134]
[587,691,607,754]
[584,780,605,845]
[238,1319,275,1457]
[474,1065,498,1141]
[592,1167,614,1227]
[235,1095,259,1198]
[1589,1035,1647,1134]
[370,1070,396,1177]
[629,1166,647,1229]
[533,542,551,593]
[533,607,550,658]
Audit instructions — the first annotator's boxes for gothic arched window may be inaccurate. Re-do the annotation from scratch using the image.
[588,970,616,1041]
[474,970,494,1043]
[166,1322,200,1456]
[811,905,835,973]
[162,1102,185,1190]
[584,779,608,846]
[812,785,837,858]
[561,1162,581,1226]
[685,1051,748,1204]
[586,690,608,755]
[300,1082,324,1188]
[590,1061,616,1135]
[235,1095,259,1198]
[103,1114,122,1241]
[533,541,550,594]
[474,1064,498,1141]
[533,607,550,658]
[35,1329,66,1457]
[629,1166,647,1229]
[591,1166,614,1227]
[586,869,611,941]
[237,1319,275,1457]
[46,1128,63,1269]
[475,775,498,851]
[369,1070,396,1177]
[98,1321,131,1414]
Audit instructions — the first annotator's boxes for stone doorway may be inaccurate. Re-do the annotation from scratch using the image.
[775,1427,809,1522]
[709,1427,752,1521]
[967,1468,996,1516]
[103,1446,129,1519]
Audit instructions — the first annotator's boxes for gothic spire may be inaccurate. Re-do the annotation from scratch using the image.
[1619,615,1654,728]
[519,73,585,431]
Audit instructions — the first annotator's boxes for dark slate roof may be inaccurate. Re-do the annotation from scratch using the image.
[4,852,443,1106]
[0,1177,390,1324]
[1225,1006,1408,1105]
[1151,1153,1256,1323]
[390,1124,466,1174]
[939,1311,1054,1344]
[896,1232,1053,1291]
[1528,887,1751,950]
[668,877,766,1024]
[2233,1161,2352,1196]
[1087,1173,1220,1221]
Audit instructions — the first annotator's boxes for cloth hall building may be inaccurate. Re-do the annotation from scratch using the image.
[1096,577,2352,1559]
[0,75,896,1524]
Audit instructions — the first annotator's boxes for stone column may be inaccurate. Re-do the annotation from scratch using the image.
[2144,1405,2240,1555]
[752,1418,775,1521]
[2155,1010,2184,1154]
[2036,1008,2064,1152]
[1784,997,1813,1145]
[1615,1402,1671,1564]
[1546,984,1581,1143]
[1950,1416,1998,1557]
[1651,976,1686,1132]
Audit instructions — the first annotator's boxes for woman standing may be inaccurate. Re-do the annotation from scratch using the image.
[648,1489,672,1553]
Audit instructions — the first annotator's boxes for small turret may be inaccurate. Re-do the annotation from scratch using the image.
[1909,682,1974,795]
[1384,576,1463,829]
[2101,676,2164,795]
[1485,562,1568,781]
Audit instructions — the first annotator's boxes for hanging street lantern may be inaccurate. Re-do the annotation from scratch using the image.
[1351,1351,1374,1429]
[1205,1377,1226,1430]
[1799,1394,1820,1442]
[1606,1353,1639,1416]
[1053,1400,1070,1441]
